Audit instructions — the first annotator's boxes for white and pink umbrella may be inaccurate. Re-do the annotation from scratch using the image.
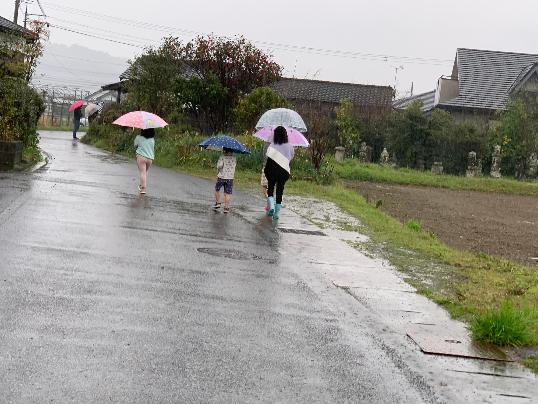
[113,111,168,129]
[254,126,310,147]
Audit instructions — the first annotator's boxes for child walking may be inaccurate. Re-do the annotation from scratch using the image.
[264,126,294,219]
[134,128,155,195]
[214,147,237,213]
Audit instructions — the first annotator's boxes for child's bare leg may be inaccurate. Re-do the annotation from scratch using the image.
[214,190,221,204]
[137,155,147,190]
[224,193,231,208]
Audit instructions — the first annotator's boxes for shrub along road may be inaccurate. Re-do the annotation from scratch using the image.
[0,131,537,402]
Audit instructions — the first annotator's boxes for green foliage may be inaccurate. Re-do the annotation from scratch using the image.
[334,98,360,154]
[387,102,490,174]
[0,20,49,82]
[494,95,538,178]
[83,123,335,185]
[431,111,490,175]
[333,159,538,196]
[126,38,187,119]
[175,72,228,132]
[471,301,535,346]
[126,35,282,132]
[233,87,289,133]
[522,357,538,374]
[0,77,44,147]
[406,219,423,232]
[387,101,431,169]
[301,106,336,171]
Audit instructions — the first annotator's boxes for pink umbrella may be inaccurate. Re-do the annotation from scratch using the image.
[69,99,87,112]
[254,126,309,147]
[113,111,168,129]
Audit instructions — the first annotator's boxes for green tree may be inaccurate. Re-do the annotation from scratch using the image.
[334,98,360,156]
[0,77,44,146]
[0,19,48,82]
[233,87,288,133]
[494,95,538,178]
[183,35,282,131]
[175,73,228,132]
[127,36,282,131]
[126,37,188,119]
[386,100,431,168]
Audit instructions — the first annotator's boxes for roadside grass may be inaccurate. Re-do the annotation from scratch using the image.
[333,159,538,196]
[471,302,534,347]
[522,357,538,373]
[82,126,538,350]
[38,125,88,132]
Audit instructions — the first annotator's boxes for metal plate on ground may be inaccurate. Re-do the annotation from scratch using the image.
[197,248,263,261]
[407,331,509,361]
[279,228,326,236]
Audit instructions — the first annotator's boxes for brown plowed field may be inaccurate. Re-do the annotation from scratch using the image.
[347,182,538,267]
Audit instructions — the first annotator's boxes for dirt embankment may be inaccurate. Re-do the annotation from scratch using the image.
[347,181,538,267]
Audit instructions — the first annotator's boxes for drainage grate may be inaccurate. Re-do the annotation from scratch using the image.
[279,228,326,236]
[197,247,270,261]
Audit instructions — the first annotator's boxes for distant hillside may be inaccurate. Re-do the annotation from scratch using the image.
[33,42,130,91]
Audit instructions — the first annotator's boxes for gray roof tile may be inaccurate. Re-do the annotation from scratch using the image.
[270,78,394,106]
[439,48,538,111]
[393,90,436,112]
[0,15,31,35]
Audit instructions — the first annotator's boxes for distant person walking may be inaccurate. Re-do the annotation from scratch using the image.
[134,128,155,195]
[264,126,294,219]
[73,106,83,139]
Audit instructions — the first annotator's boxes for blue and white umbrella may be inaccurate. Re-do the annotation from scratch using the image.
[255,108,307,132]
[199,135,251,154]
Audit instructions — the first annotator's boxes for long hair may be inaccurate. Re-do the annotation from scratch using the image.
[273,126,288,145]
[140,128,155,138]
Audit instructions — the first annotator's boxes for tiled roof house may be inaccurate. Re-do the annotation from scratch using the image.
[395,48,538,120]
[0,15,34,39]
[271,77,394,120]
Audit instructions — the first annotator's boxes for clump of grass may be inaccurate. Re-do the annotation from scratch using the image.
[406,219,422,232]
[471,302,534,347]
[522,357,538,374]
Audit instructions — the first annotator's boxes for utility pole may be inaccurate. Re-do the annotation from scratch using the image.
[13,0,21,24]
[24,5,28,29]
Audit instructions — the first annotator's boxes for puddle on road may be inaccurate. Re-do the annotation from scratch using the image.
[286,196,461,298]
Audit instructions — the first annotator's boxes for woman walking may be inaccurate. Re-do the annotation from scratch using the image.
[264,126,294,219]
[134,128,155,195]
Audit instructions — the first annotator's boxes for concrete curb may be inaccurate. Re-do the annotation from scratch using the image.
[26,148,52,173]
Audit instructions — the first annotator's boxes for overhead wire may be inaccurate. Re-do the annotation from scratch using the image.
[41,0,453,67]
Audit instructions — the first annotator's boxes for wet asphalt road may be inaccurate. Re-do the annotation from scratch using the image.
[0,132,451,402]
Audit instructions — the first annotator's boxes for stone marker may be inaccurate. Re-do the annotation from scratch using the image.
[335,146,346,162]
[490,145,502,178]
[431,161,444,175]
[466,151,480,177]
[380,148,390,166]
[358,142,372,163]
[528,153,538,178]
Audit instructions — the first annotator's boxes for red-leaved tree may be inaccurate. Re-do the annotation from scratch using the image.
[181,35,282,131]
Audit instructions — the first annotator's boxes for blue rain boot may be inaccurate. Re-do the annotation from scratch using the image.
[267,196,275,216]
[274,204,282,220]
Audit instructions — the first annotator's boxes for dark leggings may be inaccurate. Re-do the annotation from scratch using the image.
[264,158,290,204]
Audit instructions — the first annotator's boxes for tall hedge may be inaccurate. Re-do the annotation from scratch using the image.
[0,77,44,148]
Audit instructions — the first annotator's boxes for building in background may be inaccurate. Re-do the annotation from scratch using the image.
[394,48,538,122]
[271,77,394,121]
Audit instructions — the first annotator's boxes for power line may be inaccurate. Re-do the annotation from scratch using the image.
[41,0,453,66]
[43,53,128,67]
[46,15,157,46]
[48,23,144,48]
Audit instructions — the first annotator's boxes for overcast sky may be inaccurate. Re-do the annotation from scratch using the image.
[4,0,538,96]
